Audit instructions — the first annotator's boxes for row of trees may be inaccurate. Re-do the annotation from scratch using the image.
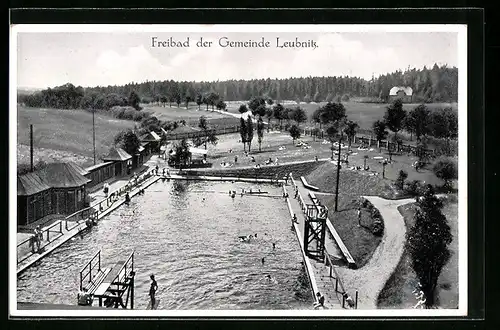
[20,64,457,112]
[19,83,143,111]
[84,64,457,103]
[370,99,458,158]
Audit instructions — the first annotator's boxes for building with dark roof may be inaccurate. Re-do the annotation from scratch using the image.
[102,147,132,177]
[17,162,91,226]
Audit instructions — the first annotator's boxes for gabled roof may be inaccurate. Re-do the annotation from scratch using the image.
[37,163,91,188]
[140,131,161,142]
[85,161,114,172]
[102,147,132,161]
[389,86,413,96]
[66,162,89,176]
[17,172,51,196]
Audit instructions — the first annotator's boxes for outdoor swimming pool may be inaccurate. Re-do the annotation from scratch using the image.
[17,180,312,310]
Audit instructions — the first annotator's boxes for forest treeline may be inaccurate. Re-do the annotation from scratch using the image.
[18,64,457,111]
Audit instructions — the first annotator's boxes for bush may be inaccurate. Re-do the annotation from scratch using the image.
[405,179,424,196]
[396,170,408,190]
[372,219,384,236]
[432,157,458,189]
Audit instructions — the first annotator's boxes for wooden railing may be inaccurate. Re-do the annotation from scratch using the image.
[17,220,64,264]
[80,250,102,291]
[64,168,156,231]
[289,172,358,309]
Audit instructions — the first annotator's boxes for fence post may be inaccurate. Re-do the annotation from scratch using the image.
[342,294,346,308]
[355,290,358,309]
[335,278,338,292]
[47,228,50,242]
[329,265,332,278]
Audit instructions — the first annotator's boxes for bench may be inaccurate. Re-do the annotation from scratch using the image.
[300,176,319,191]
[307,192,357,269]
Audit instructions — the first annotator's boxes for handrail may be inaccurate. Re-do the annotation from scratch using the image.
[80,250,101,291]
[17,220,64,264]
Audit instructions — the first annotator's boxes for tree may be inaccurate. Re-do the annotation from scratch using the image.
[341,94,350,102]
[408,104,431,141]
[128,91,141,110]
[246,116,254,152]
[384,99,407,146]
[257,117,265,152]
[396,170,408,190]
[175,94,182,108]
[273,103,284,129]
[290,106,307,126]
[312,108,323,129]
[373,120,388,152]
[406,185,452,307]
[344,120,359,150]
[325,93,334,102]
[216,99,227,111]
[303,94,311,103]
[196,94,203,110]
[289,124,301,145]
[313,91,321,103]
[238,104,248,114]
[184,95,192,109]
[239,117,248,152]
[432,157,458,190]
[248,96,266,114]
[266,98,274,106]
[403,114,416,141]
[319,102,346,126]
[254,104,267,118]
[326,124,338,159]
[198,115,218,149]
[265,107,274,131]
[311,127,321,142]
[170,138,192,170]
[114,129,140,156]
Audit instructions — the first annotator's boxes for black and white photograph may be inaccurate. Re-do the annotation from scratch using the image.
[10,24,467,317]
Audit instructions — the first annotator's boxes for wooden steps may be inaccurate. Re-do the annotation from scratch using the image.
[308,191,357,269]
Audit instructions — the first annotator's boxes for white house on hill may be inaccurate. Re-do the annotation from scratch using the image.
[389,86,413,103]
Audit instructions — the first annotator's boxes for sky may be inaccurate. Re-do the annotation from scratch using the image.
[16,30,459,89]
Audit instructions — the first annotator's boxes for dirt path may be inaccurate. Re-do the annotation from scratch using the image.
[334,196,414,309]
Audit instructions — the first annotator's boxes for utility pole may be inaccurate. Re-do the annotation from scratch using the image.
[334,132,342,212]
[92,110,96,165]
[30,124,34,172]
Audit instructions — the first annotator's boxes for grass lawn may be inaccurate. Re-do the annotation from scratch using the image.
[377,198,459,309]
[317,193,383,269]
[17,106,135,168]
[142,103,241,128]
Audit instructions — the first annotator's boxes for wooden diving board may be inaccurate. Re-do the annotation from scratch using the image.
[93,260,127,297]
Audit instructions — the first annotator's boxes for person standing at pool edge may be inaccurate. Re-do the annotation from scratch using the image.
[149,274,158,308]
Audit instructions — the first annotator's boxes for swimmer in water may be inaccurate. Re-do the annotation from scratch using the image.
[202,198,206,202]
[254,233,257,238]
[273,243,276,250]
[261,257,265,265]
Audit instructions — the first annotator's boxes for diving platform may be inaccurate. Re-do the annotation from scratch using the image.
[78,250,135,309]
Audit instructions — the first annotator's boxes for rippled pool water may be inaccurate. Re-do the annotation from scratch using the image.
[17,180,312,310]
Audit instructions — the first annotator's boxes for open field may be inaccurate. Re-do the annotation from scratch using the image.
[17,106,135,168]
[376,198,459,309]
[142,103,241,128]
[225,101,458,131]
